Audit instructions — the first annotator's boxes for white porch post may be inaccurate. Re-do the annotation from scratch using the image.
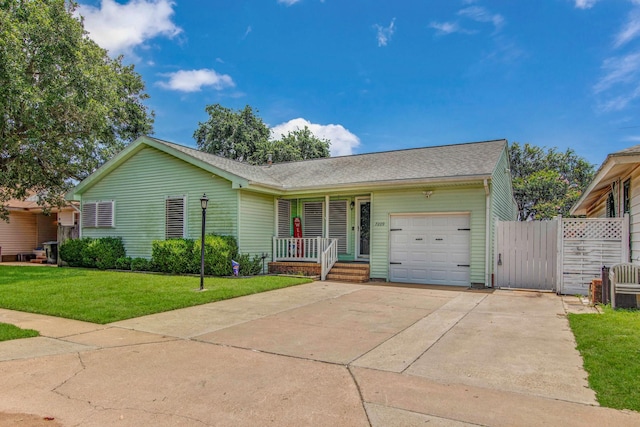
[324,195,330,239]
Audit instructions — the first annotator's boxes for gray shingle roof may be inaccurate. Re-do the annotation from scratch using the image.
[263,139,506,188]
[149,137,506,190]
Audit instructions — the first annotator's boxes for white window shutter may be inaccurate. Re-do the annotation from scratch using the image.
[166,197,185,239]
[277,199,291,237]
[303,202,323,237]
[329,200,348,253]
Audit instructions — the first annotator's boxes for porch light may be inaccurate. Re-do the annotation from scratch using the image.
[199,193,209,291]
[350,201,355,210]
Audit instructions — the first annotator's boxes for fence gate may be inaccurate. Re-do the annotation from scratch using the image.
[559,218,627,295]
[495,220,558,290]
[495,216,628,294]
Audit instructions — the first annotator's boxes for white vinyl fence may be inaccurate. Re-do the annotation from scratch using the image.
[495,215,628,295]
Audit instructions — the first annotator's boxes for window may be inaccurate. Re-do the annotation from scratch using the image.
[329,200,348,253]
[303,202,323,237]
[277,199,291,237]
[606,192,615,218]
[82,201,114,228]
[624,179,631,214]
[165,197,186,239]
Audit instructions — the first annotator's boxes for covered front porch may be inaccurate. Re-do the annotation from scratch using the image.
[269,236,370,282]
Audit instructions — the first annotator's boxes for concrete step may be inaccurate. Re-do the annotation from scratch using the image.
[30,258,46,264]
[326,273,369,283]
[329,267,370,275]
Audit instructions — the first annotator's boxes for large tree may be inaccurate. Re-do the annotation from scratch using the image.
[194,104,331,165]
[0,0,154,220]
[509,142,594,220]
[194,104,270,164]
[255,126,330,164]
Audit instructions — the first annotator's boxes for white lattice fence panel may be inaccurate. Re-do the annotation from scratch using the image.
[563,218,622,240]
[561,217,626,295]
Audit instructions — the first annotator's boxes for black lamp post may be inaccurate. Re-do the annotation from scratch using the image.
[199,193,209,291]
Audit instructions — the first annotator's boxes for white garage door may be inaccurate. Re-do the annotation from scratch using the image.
[389,214,471,286]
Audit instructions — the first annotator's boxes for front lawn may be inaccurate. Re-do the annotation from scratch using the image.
[0,266,311,324]
[0,322,39,342]
[568,307,640,412]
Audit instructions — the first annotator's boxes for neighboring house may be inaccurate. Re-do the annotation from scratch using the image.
[0,195,78,262]
[69,136,517,287]
[571,144,640,261]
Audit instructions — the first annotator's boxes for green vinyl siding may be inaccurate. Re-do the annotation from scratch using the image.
[370,186,487,283]
[80,146,237,258]
[238,191,275,270]
[488,148,519,278]
[490,149,518,222]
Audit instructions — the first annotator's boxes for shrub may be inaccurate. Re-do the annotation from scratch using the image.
[130,257,152,271]
[84,237,126,270]
[236,253,264,276]
[192,235,239,276]
[114,256,132,270]
[152,239,195,274]
[59,237,93,267]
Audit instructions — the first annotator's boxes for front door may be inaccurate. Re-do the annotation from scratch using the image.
[356,198,370,259]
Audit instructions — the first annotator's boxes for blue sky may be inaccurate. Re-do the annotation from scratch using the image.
[76,0,640,166]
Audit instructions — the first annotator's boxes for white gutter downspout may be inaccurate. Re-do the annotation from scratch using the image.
[484,179,491,288]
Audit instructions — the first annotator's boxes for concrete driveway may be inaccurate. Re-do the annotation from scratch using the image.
[0,281,639,426]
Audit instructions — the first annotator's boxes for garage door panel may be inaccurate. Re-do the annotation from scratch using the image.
[389,213,470,286]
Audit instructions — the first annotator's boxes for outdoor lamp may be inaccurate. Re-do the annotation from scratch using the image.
[200,194,209,210]
[199,193,208,291]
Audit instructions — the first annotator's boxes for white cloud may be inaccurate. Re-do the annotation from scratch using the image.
[374,18,396,47]
[458,6,504,30]
[429,21,459,35]
[594,52,640,93]
[574,0,599,9]
[270,118,360,156]
[594,52,640,111]
[77,0,181,55]
[157,69,235,92]
[615,8,640,47]
[429,21,474,36]
[278,0,301,5]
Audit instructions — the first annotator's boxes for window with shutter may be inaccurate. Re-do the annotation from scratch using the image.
[277,199,291,237]
[82,201,114,228]
[303,202,323,237]
[166,197,185,239]
[329,200,348,253]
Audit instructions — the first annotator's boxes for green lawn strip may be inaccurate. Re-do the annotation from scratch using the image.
[0,266,311,324]
[0,322,39,342]
[568,308,640,412]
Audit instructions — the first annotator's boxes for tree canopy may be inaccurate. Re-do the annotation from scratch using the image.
[0,0,154,220]
[194,103,331,165]
[509,142,594,220]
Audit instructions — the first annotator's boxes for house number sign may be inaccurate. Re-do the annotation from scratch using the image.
[374,221,386,227]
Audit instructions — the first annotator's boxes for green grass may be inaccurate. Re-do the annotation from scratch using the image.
[568,307,640,411]
[0,266,311,324]
[0,322,39,342]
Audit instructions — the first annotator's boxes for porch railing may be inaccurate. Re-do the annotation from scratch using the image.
[320,239,338,280]
[272,237,335,262]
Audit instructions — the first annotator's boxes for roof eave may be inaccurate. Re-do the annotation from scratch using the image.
[269,174,493,195]
[570,153,640,215]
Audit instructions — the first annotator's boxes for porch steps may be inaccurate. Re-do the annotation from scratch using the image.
[326,263,370,283]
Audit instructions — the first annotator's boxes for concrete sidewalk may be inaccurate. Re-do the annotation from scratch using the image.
[0,282,638,426]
